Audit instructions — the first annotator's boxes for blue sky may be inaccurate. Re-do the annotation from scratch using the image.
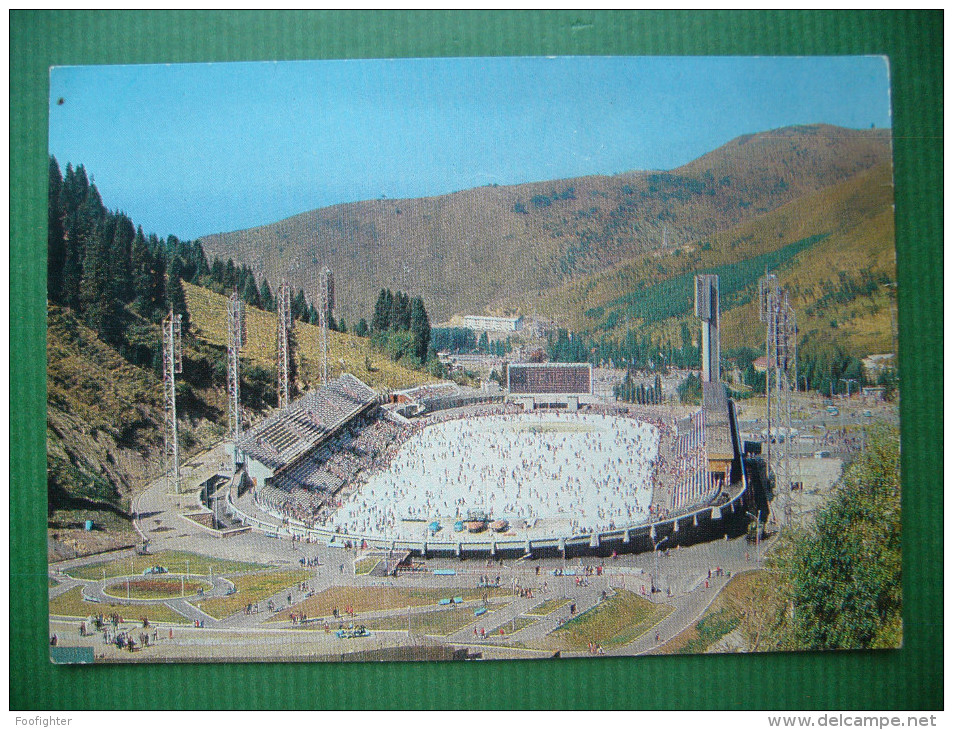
[49,56,891,240]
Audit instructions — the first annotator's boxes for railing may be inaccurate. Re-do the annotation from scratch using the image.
[225,473,748,556]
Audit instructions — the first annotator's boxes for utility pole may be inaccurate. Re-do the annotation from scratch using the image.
[319,267,334,386]
[276,280,293,408]
[227,291,246,467]
[760,274,798,525]
[162,310,183,495]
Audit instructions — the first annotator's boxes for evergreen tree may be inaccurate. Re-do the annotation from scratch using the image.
[372,289,391,332]
[150,247,167,322]
[394,291,411,330]
[195,247,211,280]
[355,318,369,338]
[78,224,122,344]
[47,156,66,302]
[292,288,309,321]
[166,257,190,334]
[210,257,226,287]
[241,275,260,308]
[259,277,274,311]
[130,227,154,318]
[409,297,431,362]
[61,171,102,309]
[224,258,237,290]
[109,213,135,303]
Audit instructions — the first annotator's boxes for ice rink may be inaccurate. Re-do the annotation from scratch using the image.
[329,412,659,540]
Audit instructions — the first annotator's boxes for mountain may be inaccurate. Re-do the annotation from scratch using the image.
[199,125,892,326]
[505,160,896,357]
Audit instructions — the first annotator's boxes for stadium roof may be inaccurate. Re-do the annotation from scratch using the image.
[239,374,376,471]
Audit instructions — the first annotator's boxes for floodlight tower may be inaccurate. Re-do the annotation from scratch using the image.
[276,280,293,409]
[162,310,183,495]
[694,274,720,383]
[319,267,334,385]
[227,291,246,466]
[759,273,799,523]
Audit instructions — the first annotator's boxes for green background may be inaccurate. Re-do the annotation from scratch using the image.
[10,10,942,710]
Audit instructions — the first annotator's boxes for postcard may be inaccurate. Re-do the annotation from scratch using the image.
[47,56,899,663]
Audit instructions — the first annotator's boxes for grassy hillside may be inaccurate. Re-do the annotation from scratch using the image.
[48,281,433,558]
[47,304,231,558]
[199,125,891,326]
[183,282,435,392]
[504,161,896,359]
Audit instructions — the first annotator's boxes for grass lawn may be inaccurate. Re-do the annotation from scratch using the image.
[534,590,671,652]
[49,586,190,624]
[195,569,312,619]
[499,615,538,635]
[354,557,380,576]
[65,550,268,581]
[657,571,768,655]
[102,577,211,600]
[526,598,570,616]
[361,605,497,636]
[270,585,507,622]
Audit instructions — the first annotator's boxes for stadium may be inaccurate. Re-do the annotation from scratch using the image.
[225,353,753,559]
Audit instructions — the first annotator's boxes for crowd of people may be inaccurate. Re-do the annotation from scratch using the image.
[254,399,720,543]
[323,410,660,539]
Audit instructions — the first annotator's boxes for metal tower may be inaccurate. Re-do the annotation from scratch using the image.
[318,267,334,385]
[276,280,293,409]
[162,310,183,495]
[227,291,246,465]
[759,273,799,523]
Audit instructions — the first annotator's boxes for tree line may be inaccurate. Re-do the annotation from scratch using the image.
[48,155,349,372]
[47,156,202,367]
[369,288,432,366]
[547,322,701,372]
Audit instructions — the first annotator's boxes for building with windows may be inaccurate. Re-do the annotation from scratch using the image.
[463,315,523,333]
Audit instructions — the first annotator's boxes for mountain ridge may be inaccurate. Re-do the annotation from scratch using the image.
[199,124,892,326]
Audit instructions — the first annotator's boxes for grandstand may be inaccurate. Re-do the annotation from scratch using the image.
[230,362,749,558]
[238,373,377,487]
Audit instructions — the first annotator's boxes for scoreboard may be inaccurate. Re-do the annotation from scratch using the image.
[507,363,592,395]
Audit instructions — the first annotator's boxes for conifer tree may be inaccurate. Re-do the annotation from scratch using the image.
[109,213,135,303]
[166,256,190,334]
[259,277,274,311]
[409,297,431,362]
[47,156,66,302]
[241,275,260,308]
[372,289,390,332]
[130,227,154,318]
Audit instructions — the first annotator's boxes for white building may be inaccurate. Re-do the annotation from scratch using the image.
[463,315,523,333]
